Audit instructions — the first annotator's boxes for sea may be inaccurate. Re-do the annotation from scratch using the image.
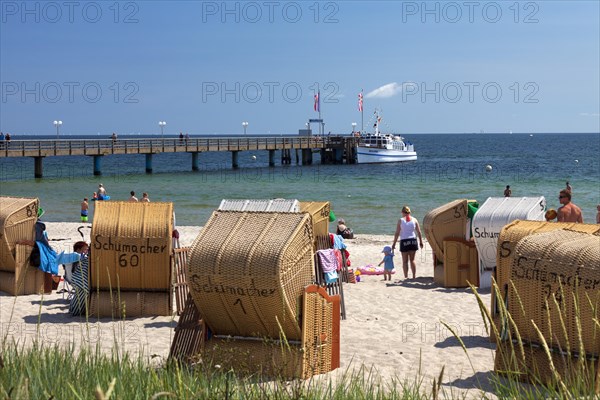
[1,133,598,235]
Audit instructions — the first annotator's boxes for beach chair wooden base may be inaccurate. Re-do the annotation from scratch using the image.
[170,285,340,379]
[495,339,599,390]
[0,244,46,296]
[89,290,172,318]
[442,238,478,288]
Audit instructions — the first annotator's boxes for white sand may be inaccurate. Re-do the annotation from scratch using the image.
[0,223,497,397]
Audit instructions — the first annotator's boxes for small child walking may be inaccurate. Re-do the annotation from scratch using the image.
[379,245,395,281]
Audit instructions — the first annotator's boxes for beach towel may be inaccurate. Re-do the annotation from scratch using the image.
[69,257,89,316]
[317,249,339,273]
[35,241,58,275]
[331,234,347,250]
[324,270,338,284]
[35,243,81,276]
[358,264,394,276]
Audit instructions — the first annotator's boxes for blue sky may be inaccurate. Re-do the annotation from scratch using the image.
[1,0,599,135]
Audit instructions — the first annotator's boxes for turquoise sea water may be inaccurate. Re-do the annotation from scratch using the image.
[1,133,598,235]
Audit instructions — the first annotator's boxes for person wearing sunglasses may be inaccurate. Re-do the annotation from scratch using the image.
[557,189,583,223]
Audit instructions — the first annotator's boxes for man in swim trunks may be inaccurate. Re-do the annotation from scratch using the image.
[557,189,583,223]
[97,184,107,200]
[80,198,89,222]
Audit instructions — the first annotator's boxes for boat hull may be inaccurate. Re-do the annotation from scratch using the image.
[356,147,417,163]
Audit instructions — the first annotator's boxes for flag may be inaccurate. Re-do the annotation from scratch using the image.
[358,91,363,112]
[314,91,320,112]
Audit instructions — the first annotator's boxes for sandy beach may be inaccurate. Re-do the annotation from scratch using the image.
[0,222,497,398]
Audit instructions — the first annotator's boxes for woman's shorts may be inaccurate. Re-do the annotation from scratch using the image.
[400,238,418,252]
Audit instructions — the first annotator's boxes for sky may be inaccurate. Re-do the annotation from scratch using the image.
[1,0,599,135]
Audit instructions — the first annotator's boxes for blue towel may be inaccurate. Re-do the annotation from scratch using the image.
[332,234,347,250]
[36,241,58,275]
[56,251,80,265]
[325,270,338,284]
[36,242,81,276]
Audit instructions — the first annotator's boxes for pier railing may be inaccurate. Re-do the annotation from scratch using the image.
[0,136,354,158]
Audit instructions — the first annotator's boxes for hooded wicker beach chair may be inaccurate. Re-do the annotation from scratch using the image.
[88,201,174,317]
[170,209,340,379]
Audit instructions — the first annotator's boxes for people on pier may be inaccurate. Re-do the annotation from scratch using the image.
[111,132,117,143]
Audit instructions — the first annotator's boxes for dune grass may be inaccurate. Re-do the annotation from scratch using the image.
[442,281,600,400]
[2,272,599,398]
[0,341,447,400]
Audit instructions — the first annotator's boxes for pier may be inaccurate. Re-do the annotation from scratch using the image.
[0,136,359,178]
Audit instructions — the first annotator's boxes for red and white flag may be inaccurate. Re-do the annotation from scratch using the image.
[358,91,363,112]
[314,91,320,112]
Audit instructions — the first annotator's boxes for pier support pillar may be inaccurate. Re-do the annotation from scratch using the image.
[320,149,329,164]
[268,150,275,167]
[281,149,291,164]
[34,157,44,178]
[301,149,313,165]
[191,152,200,171]
[295,149,299,165]
[231,151,239,169]
[93,155,103,176]
[334,149,344,164]
[145,153,153,174]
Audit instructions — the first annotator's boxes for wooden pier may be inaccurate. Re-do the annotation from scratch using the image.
[0,136,359,178]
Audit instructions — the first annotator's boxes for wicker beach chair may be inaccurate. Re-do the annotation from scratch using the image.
[494,229,600,387]
[88,201,174,318]
[169,210,340,378]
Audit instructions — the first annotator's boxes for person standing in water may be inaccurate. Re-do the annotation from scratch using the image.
[80,198,89,222]
[97,184,107,200]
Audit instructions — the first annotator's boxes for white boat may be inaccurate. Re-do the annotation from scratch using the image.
[355,112,417,163]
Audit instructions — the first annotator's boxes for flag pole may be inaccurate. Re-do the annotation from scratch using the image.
[361,91,364,133]
[318,90,322,135]
[358,89,364,134]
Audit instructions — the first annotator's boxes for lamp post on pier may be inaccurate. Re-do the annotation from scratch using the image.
[242,121,248,135]
[53,120,62,139]
[351,122,357,134]
[158,121,166,138]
